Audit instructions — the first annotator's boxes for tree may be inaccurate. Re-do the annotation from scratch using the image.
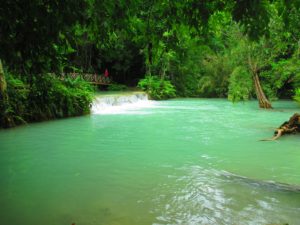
[246,41,272,108]
[0,0,87,76]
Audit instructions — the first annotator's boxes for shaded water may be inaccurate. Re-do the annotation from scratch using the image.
[0,96,300,225]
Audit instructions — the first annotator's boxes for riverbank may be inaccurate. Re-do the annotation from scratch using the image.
[0,73,93,128]
[1,74,299,130]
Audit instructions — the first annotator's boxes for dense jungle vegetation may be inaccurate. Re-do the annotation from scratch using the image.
[1,0,300,128]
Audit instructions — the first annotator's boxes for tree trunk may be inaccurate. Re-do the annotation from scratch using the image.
[261,113,300,141]
[146,42,153,76]
[0,59,14,128]
[145,0,154,76]
[0,60,7,93]
[248,52,272,109]
[253,73,272,109]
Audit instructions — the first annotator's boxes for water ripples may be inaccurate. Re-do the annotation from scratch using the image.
[152,165,300,225]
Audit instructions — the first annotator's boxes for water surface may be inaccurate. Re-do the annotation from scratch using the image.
[0,98,300,225]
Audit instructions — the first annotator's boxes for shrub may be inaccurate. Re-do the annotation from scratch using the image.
[138,75,176,100]
[3,74,29,126]
[294,88,300,104]
[228,66,253,102]
[28,75,93,121]
[1,73,93,128]
[107,83,128,91]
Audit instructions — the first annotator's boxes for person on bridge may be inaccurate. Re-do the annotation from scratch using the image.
[104,68,110,83]
[104,68,109,77]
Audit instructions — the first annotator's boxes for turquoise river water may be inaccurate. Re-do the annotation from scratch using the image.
[0,96,300,225]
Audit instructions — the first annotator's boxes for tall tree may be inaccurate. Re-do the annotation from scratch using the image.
[0,0,87,76]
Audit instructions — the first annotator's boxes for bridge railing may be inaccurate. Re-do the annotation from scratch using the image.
[61,73,111,85]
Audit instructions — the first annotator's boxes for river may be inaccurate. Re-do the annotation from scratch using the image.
[0,93,299,225]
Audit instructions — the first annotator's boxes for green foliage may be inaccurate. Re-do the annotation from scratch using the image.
[232,0,271,39]
[0,73,93,128]
[107,83,128,91]
[0,0,87,75]
[0,73,29,127]
[228,66,253,102]
[6,75,29,125]
[198,52,231,97]
[294,88,300,104]
[138,76,176,100]
[166,26,206,97]
[2,0,300,128]
[28,75,93,121]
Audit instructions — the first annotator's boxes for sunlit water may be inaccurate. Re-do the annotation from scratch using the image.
[0,95,300,225]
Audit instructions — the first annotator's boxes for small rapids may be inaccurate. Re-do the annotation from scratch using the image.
[91,92,155,114]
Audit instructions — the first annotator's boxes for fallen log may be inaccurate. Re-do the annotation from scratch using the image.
[261,113,300,141]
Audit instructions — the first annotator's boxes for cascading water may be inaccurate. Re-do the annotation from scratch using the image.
[91,92,155,114]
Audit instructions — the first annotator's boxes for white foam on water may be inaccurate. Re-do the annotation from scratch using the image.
[91,92,156,114]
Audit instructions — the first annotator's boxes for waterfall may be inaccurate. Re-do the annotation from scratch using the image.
[92,92,154,114]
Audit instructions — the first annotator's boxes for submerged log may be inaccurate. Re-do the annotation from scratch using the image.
[261,113,300,141]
